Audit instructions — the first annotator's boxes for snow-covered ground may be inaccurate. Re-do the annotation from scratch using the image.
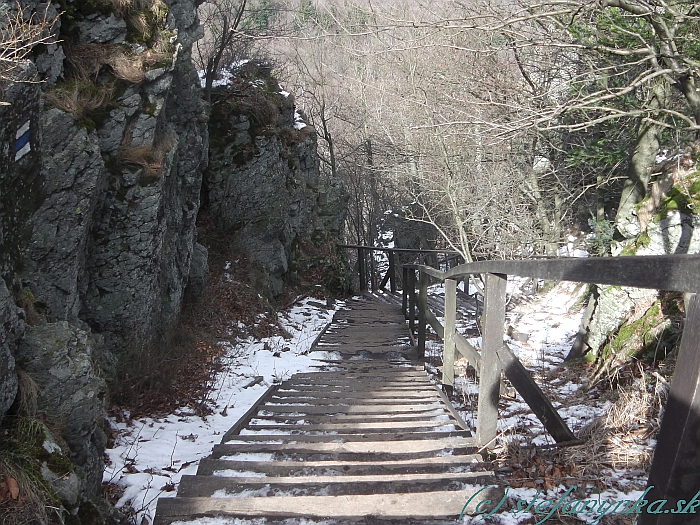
[106,280,660,525]
[103,298,342,524]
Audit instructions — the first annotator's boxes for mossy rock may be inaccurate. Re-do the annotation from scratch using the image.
[653,169,700,221]
[600,299,677,362]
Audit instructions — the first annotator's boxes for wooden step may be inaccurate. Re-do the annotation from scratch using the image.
[282,377,433,384]
[257,404,444,415]
[266,396,441,405]
[246,420,455,432]
[213,437,476,455]
[249,411,452,423]
[225,430,469,442]
[154,488,505,523]
[177,471,496,497]
[197,454,482,476]
[277,384,438,393]
[274,389,436,399]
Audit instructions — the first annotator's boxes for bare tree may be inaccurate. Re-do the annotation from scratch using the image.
[1,1,57,102]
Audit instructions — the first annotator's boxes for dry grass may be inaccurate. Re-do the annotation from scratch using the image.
[109,53,145,83]
[14,371,38,418]
[44,79,114,121]
[118,132,176,179]
[496,363,670,495]
[566,366,667,472]
[65,44,172,85]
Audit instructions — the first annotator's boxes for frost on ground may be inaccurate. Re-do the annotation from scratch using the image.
[103,297,342,524]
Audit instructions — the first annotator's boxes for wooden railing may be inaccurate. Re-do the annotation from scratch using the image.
[402,254,700,525]
[337,244,462,293]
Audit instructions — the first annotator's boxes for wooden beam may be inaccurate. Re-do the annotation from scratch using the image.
[476,273,506,448]
[425,308,508,395]
[640,293,700,525]
[358,247,366,292]
[497,344,576,443]
[443,279,457,388]
[388,249,396,293]
[408,270,416,337]
[221,383,279,443]
[402,266,408,317]
[418,271,428,359]
[406,254,700,293]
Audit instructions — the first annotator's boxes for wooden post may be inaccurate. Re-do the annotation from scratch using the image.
[358,247,366,292]
[388,250,396,293]
[418,271,428,359]
[443,278,457,393]
[639,293,700,525]
[402,266,408,317]
[408,270,416,337]
[476,273,507,448]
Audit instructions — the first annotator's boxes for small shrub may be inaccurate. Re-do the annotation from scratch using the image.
[587,218,615,256]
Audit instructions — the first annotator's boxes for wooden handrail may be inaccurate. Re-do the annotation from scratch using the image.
[403,253,700,520]
[405,253,700,293]
[339,244,464,293]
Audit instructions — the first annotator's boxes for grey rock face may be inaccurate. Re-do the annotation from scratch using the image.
[16,322,107,496]
[205,91,346,296]
[23,109,106,322]
[0,63,42,281]
[0,280,24,419]
[76,13,126,43]
[0,65,40,421]
[637,210,700,255]
[185,242,209,303]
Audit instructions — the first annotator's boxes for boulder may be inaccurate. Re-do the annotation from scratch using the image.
[16,322,107,496]
[0,280,23,419]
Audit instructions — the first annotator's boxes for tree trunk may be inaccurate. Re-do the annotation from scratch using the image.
[615,81,669,237]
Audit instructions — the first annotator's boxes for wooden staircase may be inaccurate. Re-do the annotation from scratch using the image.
[154,295,502,524]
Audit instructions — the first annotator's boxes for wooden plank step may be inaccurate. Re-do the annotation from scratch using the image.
[225,431,469,442]
[274,389,435,399]
[294,366,428,378]
[153,488,505,523]
[245,422,456,434]
[249,411,452,423]
[291,375,428,382]
[196,454,482,476]
[210,450,475,463]
[310,361,422,370]
[277,384,438,392]
[177,471,496,497]
[266,397,441,406]
[213,437,475,455]
[257,404,444,415]
[247,420,455,431]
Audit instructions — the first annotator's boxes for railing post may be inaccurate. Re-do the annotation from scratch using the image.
[408,270,416,337]
[401,266,408,317]
[443,278,457,394]
[418,271,428,359]
[640,293,700,525]
[388,249,396,293]
[358,247,366,292]
[476,273,507,448]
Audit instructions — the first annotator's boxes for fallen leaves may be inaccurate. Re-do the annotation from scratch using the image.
[0,476,20,502]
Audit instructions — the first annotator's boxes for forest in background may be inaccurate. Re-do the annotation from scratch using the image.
[195,0,700,261]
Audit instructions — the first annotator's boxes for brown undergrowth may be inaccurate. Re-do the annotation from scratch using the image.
[490,359,672,510]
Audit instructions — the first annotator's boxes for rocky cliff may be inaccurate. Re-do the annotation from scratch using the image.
[202,62,347,298]
[0,1,345,521]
